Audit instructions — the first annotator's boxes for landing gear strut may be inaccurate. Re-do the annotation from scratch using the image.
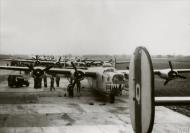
[67,84,74,97]
[110,87,116,103]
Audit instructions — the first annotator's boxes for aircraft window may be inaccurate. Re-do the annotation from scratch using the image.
[104,69,114,73]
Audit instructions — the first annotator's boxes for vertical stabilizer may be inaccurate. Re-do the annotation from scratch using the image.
[112,56,116,68]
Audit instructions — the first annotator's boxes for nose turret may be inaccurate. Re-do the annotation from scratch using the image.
[112,74,124,84]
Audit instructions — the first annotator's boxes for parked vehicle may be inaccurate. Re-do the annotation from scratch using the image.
[8,75,29,87]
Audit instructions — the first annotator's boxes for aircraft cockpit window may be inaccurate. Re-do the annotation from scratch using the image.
[103,69,114,73]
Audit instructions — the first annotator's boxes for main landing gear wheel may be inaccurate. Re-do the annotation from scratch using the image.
[67,84,74,97]
[110,87,116,103]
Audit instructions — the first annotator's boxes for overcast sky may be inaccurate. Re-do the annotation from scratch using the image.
[0,0,190,55]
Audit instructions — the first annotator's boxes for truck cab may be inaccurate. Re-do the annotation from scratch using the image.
[8,75,29,88]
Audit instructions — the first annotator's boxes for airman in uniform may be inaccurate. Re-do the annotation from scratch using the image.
[50,75,55,91]
[56,75,60,87]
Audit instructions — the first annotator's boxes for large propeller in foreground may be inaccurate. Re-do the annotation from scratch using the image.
[164,61,186,85]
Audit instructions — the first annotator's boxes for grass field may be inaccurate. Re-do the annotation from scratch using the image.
[116,58,190,117]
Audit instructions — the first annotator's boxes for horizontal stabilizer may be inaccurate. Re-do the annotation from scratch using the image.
[155,97,190,106]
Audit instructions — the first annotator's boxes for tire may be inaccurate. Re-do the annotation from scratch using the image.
[25,82,29,87]
[16,84,20,88]
[67,84,73,97]
[9,84,13,87]
[109,92,115,103]
[110,88,116,103]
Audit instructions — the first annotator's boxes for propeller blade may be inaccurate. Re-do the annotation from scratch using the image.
[43,65,53,72]
[168,61,173,71]
[25,64,34,70]
[164,79,170,86]
[69,78,77,88]
[71,62,77,72]
[73,79,77,85]
[177,75,186,79]
[34,60,41,66]
[59,57,61,62]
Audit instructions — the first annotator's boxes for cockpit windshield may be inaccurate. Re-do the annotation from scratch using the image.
[112,74,124,83]
[103,68,114,73]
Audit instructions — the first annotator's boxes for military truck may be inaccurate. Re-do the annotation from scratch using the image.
[8,75,29,88]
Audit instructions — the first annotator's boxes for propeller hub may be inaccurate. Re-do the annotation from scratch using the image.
[55,62,60,65]
[35,60,40,65]
[74,71,85,80]
[168,71,177,78]
[33,69,44,77]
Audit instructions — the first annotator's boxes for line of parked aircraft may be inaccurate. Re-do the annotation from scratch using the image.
[0,51,190,103]
[3,55,115,68]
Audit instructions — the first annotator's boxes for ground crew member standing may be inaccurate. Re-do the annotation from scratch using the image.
[38,77,42,88]
[43,73,47,87]
[76,79,81,96]
[33,75,42,89]
[34,77,37,89]
[56,75,60,87]
[50,75,55,91]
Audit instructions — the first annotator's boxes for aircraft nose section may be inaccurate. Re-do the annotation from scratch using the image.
[112,74,124,84]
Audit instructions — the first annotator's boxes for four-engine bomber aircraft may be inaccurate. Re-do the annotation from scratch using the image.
[0,52,190,103]
[0,59,128,103]
[114,58,190,86]
[154,60,190,85]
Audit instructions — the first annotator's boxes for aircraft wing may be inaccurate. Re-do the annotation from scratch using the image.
[43,68,97,78]
[84,71,97,78]
[153,69,162,75]
[0,65,97,77]
[0,66,30,71]
[2,58,60,65]
[115,61,130,64]
[174,69,190,73]
[46,68,72,75]
[2,59,36,63]
[153,69,190,75]
[155,97,190,105]
[117,70,129,74]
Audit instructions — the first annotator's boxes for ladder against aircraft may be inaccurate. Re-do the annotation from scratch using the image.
[128,46,190,133]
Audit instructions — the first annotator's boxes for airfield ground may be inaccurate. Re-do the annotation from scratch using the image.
[0,58,190,133]
[0,77,190,133]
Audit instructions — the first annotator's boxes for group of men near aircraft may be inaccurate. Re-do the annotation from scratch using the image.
[33,73,81,96]
[34,74,60,91]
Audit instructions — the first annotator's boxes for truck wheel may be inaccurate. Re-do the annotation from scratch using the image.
[9,84,13,87]
[26,82,29,87]
[16,85,20,88]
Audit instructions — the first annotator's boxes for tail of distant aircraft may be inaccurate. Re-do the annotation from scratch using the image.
[112,56,116,68]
